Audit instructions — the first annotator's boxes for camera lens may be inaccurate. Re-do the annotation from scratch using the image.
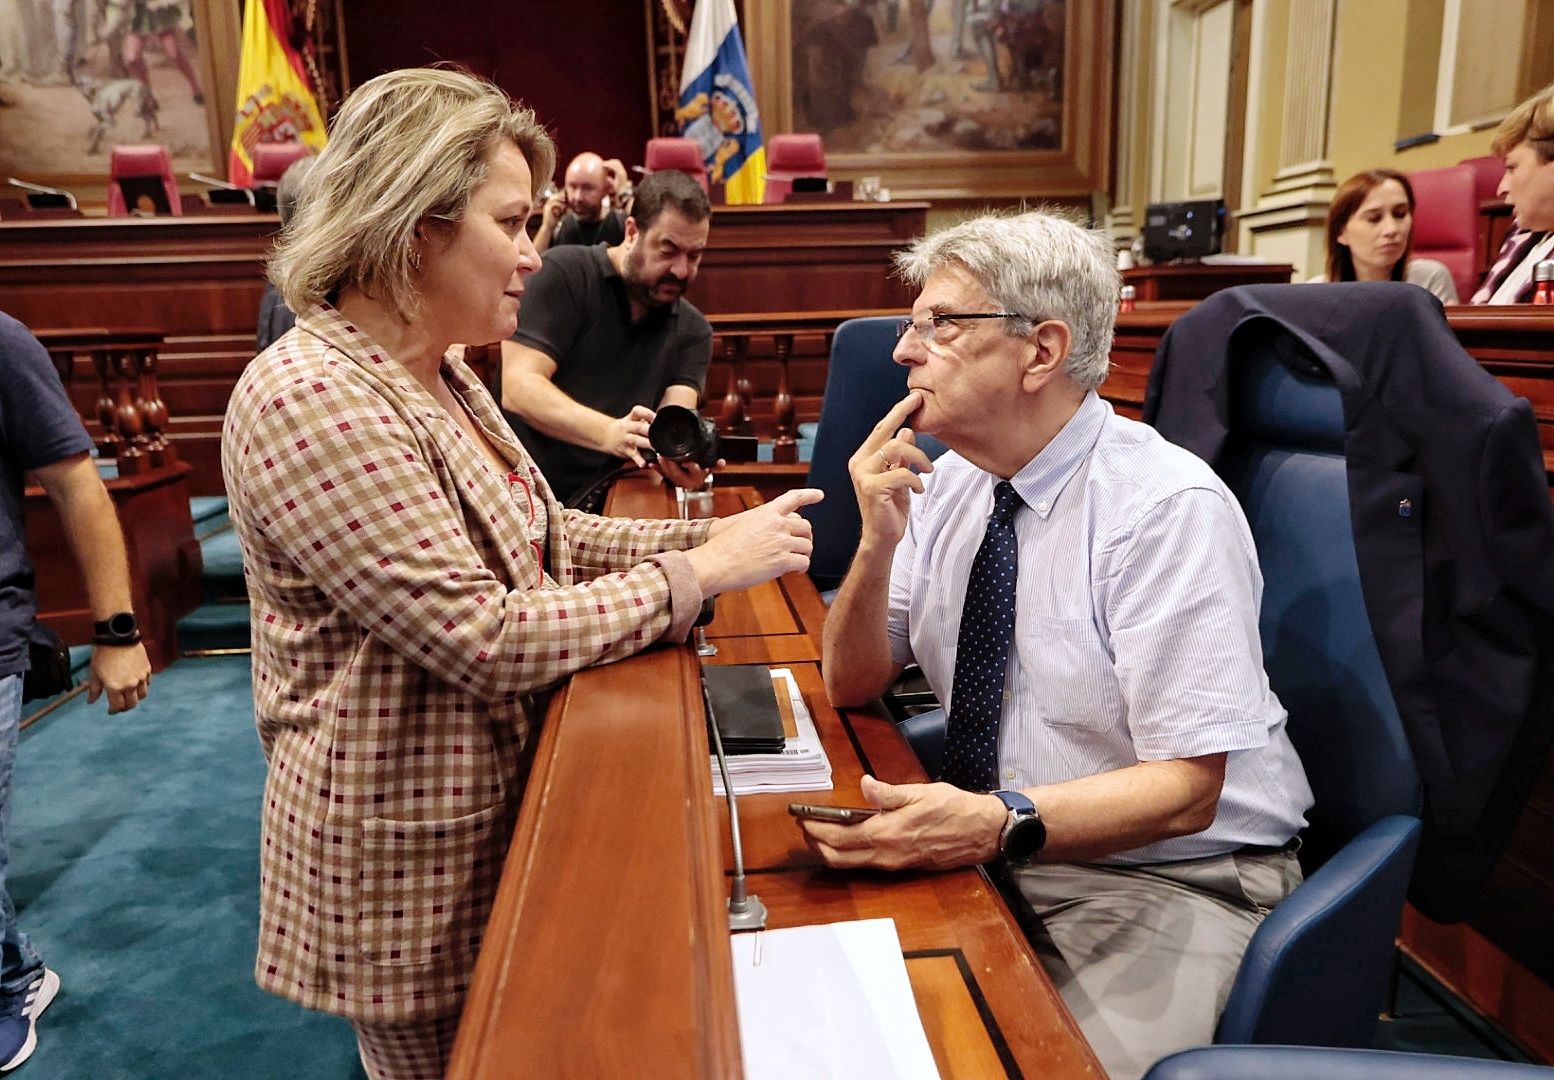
[648,406,718,468]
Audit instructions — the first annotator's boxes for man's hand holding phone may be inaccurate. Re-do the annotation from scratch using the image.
[788,803,881,825]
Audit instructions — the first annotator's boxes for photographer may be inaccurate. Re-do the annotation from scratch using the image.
[501,168,716,508]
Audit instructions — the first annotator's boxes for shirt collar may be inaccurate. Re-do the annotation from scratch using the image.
[1008,390,1109,520]
[595,242,681,320]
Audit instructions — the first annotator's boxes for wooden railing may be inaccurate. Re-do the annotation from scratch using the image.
[704,309,897,461]
[33,328,178,474]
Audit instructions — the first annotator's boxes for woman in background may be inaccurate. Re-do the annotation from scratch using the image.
[222,67,819,1079]
[1311,169,1459,303]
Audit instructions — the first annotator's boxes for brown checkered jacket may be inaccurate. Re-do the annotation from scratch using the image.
[221,304,709,1022]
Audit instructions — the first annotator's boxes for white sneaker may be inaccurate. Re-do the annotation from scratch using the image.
[0,968,59,1072]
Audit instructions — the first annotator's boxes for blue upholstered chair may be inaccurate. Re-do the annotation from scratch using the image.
[803,316,946,595]
[1145,1046,1552,1080]
[1209,344,1423,1047]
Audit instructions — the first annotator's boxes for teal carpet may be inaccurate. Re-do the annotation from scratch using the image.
[13,655,363,1079]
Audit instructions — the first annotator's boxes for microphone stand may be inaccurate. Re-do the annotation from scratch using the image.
[703,681,767,932]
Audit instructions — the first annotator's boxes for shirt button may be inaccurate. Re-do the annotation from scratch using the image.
[1036,500,1050,513]
[1004,768,1017,781]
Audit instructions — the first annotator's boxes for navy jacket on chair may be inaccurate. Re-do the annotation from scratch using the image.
[1144,283,1554,922]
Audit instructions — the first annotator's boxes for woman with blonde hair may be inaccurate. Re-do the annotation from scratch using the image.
[1472,82,1554,303]
[1310,168,1458,303]
[222,66,820,1079]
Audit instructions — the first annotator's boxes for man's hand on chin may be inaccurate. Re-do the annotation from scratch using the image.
[796,774,1006,871]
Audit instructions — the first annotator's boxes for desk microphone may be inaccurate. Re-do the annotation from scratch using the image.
[702,680,767,932]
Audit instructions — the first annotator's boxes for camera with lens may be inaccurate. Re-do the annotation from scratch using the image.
[648,405,721,469]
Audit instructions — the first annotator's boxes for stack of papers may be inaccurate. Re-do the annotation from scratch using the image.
[730,919,941,1079]
[711,668,833,795]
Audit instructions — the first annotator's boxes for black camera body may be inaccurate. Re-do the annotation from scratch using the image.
[648,405,721,469]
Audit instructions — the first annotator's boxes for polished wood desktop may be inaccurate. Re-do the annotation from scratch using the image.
[449,475,1103,1079]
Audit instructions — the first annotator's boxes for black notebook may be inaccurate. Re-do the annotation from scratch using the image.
[703,664,786,754]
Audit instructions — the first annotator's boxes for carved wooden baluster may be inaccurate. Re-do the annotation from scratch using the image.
[112,350,148,473]
[771,332,797,464]
[91,349,121,460]
[718,333,747,435]
[134,345,176,465]
[734,344,754,435]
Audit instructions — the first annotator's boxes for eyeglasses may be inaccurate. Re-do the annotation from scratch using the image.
[896,312,1028,346]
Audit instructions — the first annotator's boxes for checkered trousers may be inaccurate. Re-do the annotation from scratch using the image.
[221,304,710,1023]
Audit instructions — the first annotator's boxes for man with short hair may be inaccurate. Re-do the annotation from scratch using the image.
[502,169,714,507]
[533,151,632,254]
[802,211,1313,1080]
[0,310,151,1071]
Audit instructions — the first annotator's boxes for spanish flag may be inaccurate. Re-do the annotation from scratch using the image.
[228,0,328,186]
[677,0,765,204]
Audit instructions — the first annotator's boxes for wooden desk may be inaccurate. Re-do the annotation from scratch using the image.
[23,461,201,671]
[450,475,1102,1079]
[1122,263,1293,302]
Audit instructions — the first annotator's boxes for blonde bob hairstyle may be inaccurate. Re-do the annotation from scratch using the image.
[1491,82,1554,162]
[268,66,555,323]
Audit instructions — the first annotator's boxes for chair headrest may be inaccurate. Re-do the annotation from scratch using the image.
[1228,322,1345,452]
[251,142,312,185]
[1405,164,1476,248]
[767,133,826,175]
[110,143,174,179]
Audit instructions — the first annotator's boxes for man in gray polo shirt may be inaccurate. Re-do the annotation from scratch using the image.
[501,169,714,507]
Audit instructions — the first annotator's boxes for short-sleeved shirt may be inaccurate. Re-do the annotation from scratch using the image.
[0,312,95,675]
[551,209,627,249]
[506,243,713,504]
[888,391,1313,864]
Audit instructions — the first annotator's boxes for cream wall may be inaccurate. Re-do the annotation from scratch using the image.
[1114,0,1504,279]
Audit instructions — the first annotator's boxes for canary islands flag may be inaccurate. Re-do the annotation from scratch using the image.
[678,0,765,204]
[228,0,327,185]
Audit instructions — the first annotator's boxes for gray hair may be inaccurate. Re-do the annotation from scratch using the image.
[275,155,316,227]
[894,209,1120,391]
[268,66,556,322]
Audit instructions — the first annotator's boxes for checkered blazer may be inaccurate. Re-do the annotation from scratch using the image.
[221,303,709,1022]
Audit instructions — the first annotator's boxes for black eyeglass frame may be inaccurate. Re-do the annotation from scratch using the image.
[895,311,1031,343]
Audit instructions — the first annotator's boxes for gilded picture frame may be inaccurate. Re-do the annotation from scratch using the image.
[746,0,1115,200]
[0,0,242,198]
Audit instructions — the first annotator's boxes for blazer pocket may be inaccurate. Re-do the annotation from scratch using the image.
[358,802,506,968]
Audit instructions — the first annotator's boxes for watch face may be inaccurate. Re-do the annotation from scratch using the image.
[1005,813,1047,863]
[107,612,138,636]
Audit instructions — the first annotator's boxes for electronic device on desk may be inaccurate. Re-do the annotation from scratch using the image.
[7,177,78,211]
[189,172,255,209]
[1143,199,1227,262]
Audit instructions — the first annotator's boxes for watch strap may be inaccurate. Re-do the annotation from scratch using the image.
[993,789,1035,814]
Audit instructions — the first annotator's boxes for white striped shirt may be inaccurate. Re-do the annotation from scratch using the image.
[887,392,1313,863]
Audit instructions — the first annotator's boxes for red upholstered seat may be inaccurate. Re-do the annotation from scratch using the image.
[250,142,312,186]
[1459,155,1505,205]
[644,137,709,192]
[763,133,827,204]
[1406,163,1477,300]
[107,144,181,217]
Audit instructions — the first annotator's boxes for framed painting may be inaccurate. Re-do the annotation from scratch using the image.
[745,0,1115,200]
[0,0,241,195]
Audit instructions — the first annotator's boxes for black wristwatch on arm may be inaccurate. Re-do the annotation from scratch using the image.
[92,612,141,647]
[993,789,1047,866]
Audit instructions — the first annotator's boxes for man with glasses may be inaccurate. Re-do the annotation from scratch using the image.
[799,211,1313,1080]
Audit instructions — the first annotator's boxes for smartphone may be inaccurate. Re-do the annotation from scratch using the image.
[788,803,880,824]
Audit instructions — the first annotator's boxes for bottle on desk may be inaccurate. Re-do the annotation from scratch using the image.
[1119,284,1137,314]
[1533,260,1554,305]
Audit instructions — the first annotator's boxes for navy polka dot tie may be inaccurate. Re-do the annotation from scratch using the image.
[942,481,1023,792]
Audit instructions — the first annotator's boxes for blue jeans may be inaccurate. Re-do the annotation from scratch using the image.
[0,674,43,998]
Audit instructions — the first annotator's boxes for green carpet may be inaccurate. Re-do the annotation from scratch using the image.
[13,655,363,1079]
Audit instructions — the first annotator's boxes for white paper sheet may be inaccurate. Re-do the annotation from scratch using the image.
[730,919,941,1080]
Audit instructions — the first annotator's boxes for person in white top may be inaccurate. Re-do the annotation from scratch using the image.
[1472,83,1554,304]
[801,211,1313,1080]
[1308,168,1459,303]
